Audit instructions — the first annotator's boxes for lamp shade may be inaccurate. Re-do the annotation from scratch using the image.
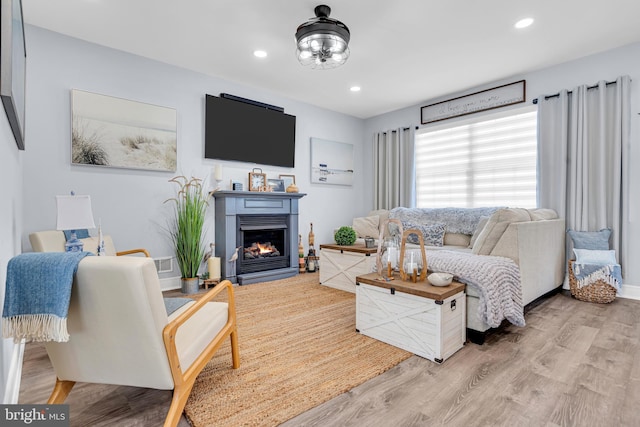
[56,195,96,231]
[295,5,350,69]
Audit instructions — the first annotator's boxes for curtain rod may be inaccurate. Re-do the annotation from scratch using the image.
[532,80,618,104]
[383,126,417,134]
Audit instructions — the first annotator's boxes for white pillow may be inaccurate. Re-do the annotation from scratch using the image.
[573,248,617,265]
[352,215,379,238]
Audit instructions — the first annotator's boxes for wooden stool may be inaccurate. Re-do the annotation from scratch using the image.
[202,279,220,289]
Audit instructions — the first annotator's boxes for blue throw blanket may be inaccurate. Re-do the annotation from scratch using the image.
[574,263,622,291]
[2,252,93,343]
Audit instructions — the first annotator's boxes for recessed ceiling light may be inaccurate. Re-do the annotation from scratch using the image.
[515,18,534,29]
[253,50,267,58]
[350,86,361,92]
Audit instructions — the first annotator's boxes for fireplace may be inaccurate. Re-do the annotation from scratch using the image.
[213,191,306,284]
[238,215,290,274]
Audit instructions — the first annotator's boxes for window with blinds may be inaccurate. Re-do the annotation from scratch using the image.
[415,107,537,208]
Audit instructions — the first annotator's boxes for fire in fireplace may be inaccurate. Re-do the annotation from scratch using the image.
[237,215,290,275]
[244,242,281,259]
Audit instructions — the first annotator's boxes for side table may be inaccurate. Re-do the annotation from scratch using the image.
[356,272,466,363]
[319,244,377,293]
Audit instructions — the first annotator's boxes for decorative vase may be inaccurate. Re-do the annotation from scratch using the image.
[286,183,299,193]
[181,277,200,294]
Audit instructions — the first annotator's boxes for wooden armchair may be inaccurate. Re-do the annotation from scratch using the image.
[44,256,239,426]
[29,230,150,257]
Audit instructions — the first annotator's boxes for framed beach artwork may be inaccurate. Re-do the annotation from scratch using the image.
[310,138,354,186]
[71,89,177,172]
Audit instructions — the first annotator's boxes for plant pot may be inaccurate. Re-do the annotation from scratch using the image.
[181,277,200,294]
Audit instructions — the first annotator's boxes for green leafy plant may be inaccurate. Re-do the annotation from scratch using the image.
[334,226,357,246]
[165,176,209,279]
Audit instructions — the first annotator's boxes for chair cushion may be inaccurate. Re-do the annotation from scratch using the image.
[169,300,229,371]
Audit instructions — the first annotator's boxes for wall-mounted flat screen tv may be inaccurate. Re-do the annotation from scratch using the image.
[205,94,296,168]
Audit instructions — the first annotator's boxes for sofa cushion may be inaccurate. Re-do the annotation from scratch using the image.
[471,208,531,255]
[401,221,446,247]
[469,216,489,248]
[528,208,558,221]
[352,215,379,238]
[568,228,611,250]
[444,233,471,247]
[368,209,390,238]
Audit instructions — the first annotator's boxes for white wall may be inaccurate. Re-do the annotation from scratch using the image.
[22,26,366,272]
[0,97,24,401]
[364,41,640,290]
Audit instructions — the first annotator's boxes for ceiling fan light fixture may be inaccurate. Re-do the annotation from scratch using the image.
[295,5,350,69]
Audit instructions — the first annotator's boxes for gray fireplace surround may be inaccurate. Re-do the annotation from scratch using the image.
[213,191,306,285]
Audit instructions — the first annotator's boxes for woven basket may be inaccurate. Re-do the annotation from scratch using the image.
[568,260,616,304]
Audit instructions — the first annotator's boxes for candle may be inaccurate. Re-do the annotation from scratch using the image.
[208,257,221,280]
[388,247,396,269]
[214,164,223,181]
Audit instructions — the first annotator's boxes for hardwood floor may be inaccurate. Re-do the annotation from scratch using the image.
[20,291,640,426]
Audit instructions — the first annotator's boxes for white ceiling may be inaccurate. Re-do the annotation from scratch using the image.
[23,0,640,119]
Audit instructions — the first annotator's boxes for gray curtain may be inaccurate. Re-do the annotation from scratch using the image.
[373,127,415,210]
[537,75,630,275]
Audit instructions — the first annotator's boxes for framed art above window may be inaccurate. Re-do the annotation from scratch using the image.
[1,0,27,150]
[421,80,526,125]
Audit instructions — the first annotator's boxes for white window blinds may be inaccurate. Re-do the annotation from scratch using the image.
[415,107,537,208]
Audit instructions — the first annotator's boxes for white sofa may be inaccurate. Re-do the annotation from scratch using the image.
[351,207,566,343]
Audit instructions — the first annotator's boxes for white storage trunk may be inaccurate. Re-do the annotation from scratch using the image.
[356,280,466,363]
[320,244,377,293]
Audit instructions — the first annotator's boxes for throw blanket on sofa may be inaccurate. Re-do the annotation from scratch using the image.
[2,252,93,343]
[425,250,524,328]
[574,263,622,291]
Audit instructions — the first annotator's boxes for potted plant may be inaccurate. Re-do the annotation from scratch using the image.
[165,176,209,293]
[334,226,357,246]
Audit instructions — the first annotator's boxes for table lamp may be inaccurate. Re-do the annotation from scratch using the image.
[56,193,96,252]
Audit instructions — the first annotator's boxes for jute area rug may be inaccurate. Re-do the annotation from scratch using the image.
[184,273,412,426]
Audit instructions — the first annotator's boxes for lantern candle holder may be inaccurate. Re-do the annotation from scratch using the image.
[375,218,403,278]
[398,229,428,283]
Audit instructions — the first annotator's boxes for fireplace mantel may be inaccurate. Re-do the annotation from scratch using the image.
[213,191,306,284]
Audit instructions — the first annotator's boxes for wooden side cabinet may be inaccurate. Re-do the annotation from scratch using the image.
[319,244,377,293]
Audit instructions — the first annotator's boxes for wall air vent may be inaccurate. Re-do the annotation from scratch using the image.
[154,257,173,274]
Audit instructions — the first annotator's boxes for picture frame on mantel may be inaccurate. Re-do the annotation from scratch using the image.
[421,80,526,125]
[1,0,27,150]
[267,178,285,192]
[279,174,296,189]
